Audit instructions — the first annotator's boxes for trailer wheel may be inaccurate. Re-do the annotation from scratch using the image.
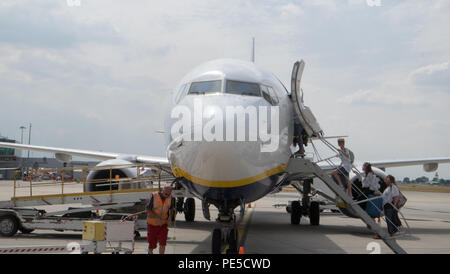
[0,215,19,237]
[20,227,35,234]
[134,230,141,240]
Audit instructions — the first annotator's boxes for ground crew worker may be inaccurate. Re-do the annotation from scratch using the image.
[125,186,174,254]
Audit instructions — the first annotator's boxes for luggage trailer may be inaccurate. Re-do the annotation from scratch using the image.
[0,164,189,238]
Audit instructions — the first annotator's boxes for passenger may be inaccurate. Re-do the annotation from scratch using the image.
[361,162,380,196]
[375,175,402,238]
[292,104,305,157]
[332,138,353,196]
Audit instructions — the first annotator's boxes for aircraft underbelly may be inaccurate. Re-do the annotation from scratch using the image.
[182,172,284,203]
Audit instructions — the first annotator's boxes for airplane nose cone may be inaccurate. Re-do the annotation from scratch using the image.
[167,94,286,194]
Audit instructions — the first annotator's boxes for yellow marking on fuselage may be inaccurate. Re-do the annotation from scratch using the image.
[171,164,287,188]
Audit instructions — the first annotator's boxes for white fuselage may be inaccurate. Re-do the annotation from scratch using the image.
[164,59,295,204]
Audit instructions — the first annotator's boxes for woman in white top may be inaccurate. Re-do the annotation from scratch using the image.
[362,162,380,196]
[375,175,402,238]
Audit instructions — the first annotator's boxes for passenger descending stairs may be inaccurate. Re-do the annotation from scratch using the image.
[286,158,407,254]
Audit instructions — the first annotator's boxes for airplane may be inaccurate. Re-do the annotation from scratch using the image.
[1,58,450,253]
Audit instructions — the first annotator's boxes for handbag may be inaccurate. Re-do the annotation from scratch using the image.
[397,191,407,209]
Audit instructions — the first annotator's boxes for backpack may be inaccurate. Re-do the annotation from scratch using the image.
[348,149,355,164]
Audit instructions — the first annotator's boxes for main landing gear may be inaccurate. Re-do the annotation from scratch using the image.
[175,197,196,222]
[289,178,320,226]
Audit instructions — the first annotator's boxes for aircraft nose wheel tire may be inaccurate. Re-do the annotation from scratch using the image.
[290,201,302,225]
[0,215,19,237]
[309,201,320,226]
[184,198,196,222]
[212,228,222,254]
[226,228,239,254]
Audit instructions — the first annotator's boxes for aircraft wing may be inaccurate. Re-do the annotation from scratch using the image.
[370,157,450,169]
[312,156,450,173]
[0,142,169,165]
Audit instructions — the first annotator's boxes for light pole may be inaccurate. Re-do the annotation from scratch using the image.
[19,126,26,180]
[19,126,26,144]
[27,123,32,158]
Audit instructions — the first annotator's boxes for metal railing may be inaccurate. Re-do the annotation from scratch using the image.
[12,163,175,199]
[310,137,411,238]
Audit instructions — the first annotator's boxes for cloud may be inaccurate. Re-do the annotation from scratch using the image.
[0,0,121,48]
[409,62,450,91]
[338,88,425,107]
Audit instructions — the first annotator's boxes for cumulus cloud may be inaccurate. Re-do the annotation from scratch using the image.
[0,1,121,48]
[409,62,450,90]
[338,88,425,107]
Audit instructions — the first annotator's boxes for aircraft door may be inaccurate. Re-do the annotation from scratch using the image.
[291,60,323,137]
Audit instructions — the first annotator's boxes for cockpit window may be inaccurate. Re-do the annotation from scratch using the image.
[225,80,261,97]
[188,80,222,94]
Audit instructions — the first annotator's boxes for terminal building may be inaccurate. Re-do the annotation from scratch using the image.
[0,135,98,180]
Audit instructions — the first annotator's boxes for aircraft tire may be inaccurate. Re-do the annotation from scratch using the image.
[184,198,195,222]
[176,197,184,213]
[310,201,320,226]
[227,228,238,254]
[212,228,222,254]
[290,201,301,225]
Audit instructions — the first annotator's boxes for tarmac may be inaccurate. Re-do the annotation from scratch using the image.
[0,180,450,254]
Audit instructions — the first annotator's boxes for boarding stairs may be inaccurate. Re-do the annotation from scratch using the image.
[286,157,407,254]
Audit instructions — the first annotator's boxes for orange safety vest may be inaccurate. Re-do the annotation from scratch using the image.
[147,192,172,226]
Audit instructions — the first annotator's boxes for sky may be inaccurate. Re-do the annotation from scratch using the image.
[0,0,449,180]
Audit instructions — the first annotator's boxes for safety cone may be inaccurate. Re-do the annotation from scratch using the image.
[239,246,245,254]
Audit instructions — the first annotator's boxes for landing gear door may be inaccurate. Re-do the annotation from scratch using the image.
[291,60,323,137]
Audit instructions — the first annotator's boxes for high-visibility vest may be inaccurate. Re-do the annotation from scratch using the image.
[147,192,172,226]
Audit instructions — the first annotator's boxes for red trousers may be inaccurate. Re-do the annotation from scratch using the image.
[147,224,168,249]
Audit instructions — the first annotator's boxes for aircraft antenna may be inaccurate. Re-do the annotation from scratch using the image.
[251,37,255,63]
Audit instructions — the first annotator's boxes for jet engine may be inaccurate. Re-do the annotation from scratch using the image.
[423,163,438,172]
[86,159,138,192]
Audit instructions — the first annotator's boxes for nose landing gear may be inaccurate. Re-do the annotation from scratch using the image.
[211,211,240,254]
